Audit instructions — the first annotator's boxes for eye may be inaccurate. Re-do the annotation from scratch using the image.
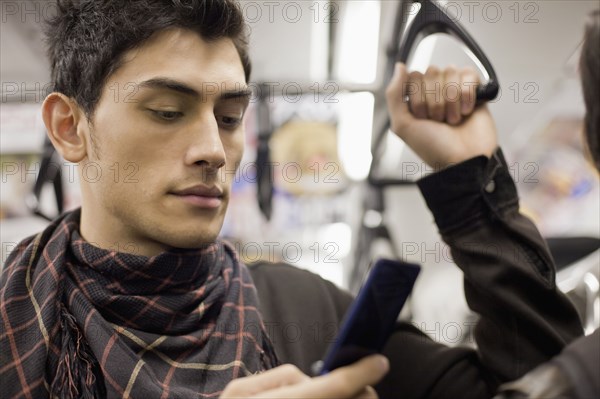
[149,109,183,121]
[218,115,243,130]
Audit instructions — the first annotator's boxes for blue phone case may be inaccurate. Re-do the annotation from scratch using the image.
[317,258,421,375]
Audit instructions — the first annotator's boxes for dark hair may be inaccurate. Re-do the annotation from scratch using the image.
[580,9,600,170]
[45,0,251,119]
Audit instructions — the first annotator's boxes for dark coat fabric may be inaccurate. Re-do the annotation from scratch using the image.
[249,149,584,399]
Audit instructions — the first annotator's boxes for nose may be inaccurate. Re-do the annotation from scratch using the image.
[184,113,226,170]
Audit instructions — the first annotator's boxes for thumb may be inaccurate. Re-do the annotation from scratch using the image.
[319,355,389,395]
[386,62,411,120]
[252,355,389,399]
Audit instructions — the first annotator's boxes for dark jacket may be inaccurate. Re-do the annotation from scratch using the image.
[494,328,599,398]
[249,149,584,398]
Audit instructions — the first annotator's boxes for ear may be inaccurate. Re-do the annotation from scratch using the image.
[41,93,88,163]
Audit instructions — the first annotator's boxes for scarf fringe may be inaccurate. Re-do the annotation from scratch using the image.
[50,304,105,398]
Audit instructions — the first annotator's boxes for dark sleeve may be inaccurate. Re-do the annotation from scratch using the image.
[376,148,584,398]
[248,261,353,374]
[377,323,497,399]
[552,328,600,399]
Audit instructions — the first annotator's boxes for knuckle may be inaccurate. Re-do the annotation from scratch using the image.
[426,65,440,76]
[280,363,302,376]
[462,70,480,84]
[444,65,458,77]
[408,71,423,81]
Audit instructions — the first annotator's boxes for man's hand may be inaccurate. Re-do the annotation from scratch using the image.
[220,354,389,399]
[386,62,498,169]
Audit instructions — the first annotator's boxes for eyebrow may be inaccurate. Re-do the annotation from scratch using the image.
[137,77,252,102]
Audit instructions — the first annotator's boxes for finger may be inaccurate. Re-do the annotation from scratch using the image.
[424,66,445,122]
[407,71,427,119]
[252,355,389,399]
[310,355,389,397]
[460,67,480,116]
[443,66,462,125]
[222,364,309,398]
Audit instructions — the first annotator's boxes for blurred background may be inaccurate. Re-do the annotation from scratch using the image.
[1,0,599,343]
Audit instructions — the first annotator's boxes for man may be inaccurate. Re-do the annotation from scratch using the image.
[0,1,586,398]
[0,1,387,397]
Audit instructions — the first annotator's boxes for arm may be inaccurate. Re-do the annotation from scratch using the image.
[417,149,583,380]
[377,63,583,396]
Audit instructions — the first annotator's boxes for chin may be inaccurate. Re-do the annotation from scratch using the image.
[163,229,221,249]
[145,204,226,249]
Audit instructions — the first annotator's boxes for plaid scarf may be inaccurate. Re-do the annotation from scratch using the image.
[0,209,279,398]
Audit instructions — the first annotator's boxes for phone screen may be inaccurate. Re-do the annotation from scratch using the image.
[316,258,421,375]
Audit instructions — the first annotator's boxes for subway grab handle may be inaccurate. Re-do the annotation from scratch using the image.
[397,0,500,104]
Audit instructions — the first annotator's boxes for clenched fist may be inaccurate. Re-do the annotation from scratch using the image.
[386,63,498,169]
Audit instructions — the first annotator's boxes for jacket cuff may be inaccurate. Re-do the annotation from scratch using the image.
[416,148,519,234]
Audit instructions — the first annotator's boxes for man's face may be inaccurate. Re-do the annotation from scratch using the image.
[77,28,248,256]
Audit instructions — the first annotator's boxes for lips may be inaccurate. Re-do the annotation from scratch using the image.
[172,185,224,197]
[170,185,224,208]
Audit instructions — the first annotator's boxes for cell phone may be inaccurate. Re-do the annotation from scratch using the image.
[314,258,421,375]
